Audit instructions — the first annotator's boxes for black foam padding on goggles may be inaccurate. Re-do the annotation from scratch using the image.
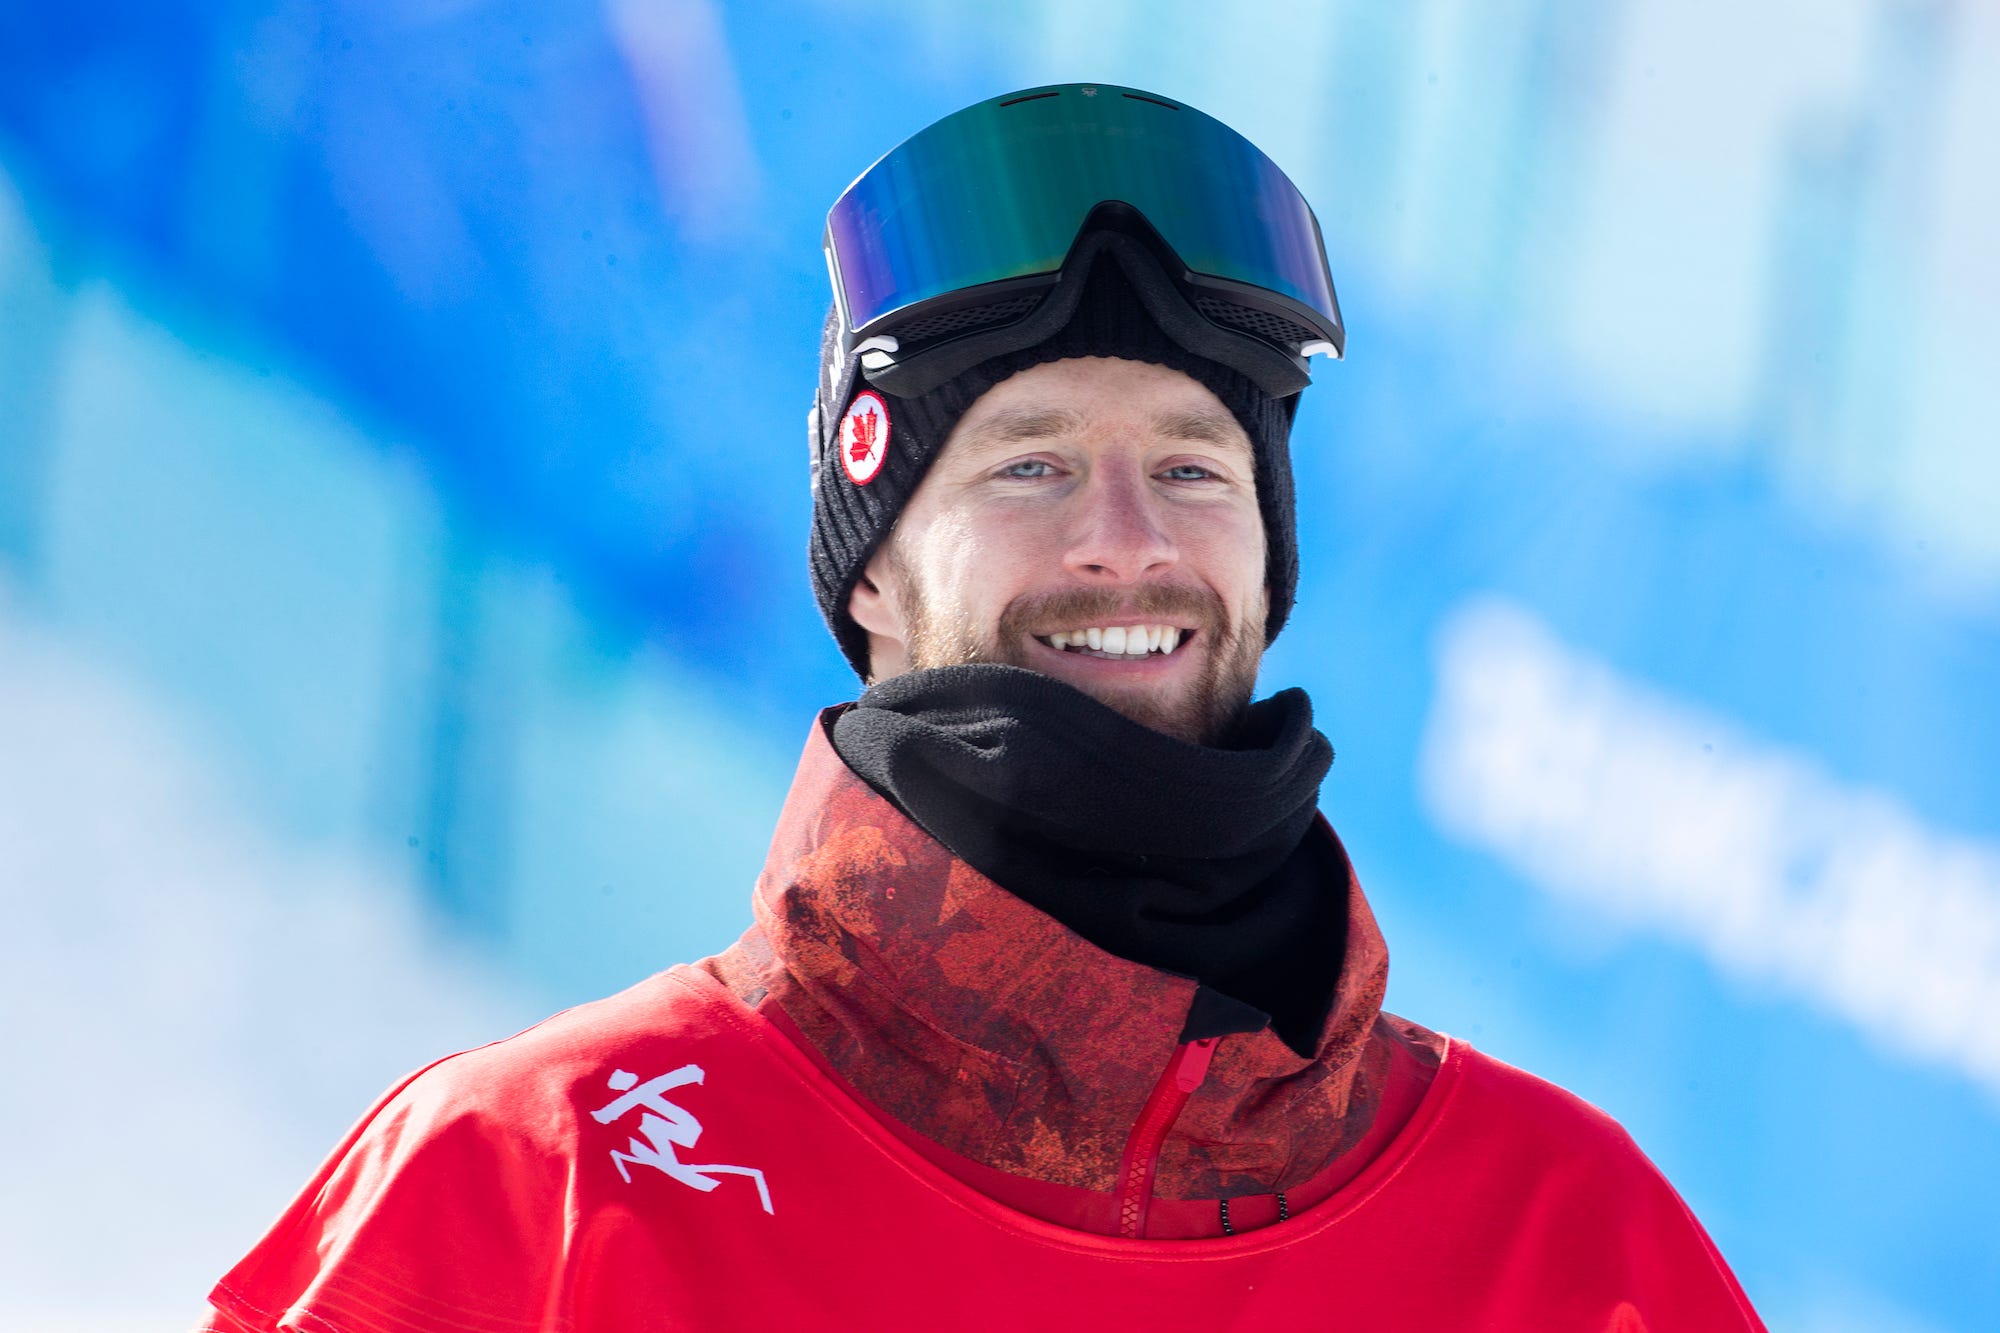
[847,209,1320,402]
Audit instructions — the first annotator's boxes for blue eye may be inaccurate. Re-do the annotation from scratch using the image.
[1161,464,1212,481]
[1002,459,1055,478]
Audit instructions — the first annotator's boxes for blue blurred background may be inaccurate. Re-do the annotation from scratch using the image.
[1,1,1994,1327]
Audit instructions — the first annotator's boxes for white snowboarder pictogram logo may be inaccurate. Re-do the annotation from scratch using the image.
[590,1064,774,1215]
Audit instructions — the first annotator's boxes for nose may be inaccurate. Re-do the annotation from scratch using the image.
[1062,458,1178,584]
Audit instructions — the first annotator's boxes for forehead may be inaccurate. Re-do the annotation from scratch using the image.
[941,357,1253,463]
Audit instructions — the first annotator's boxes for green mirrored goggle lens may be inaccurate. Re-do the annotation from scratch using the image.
[825,84,1341,347]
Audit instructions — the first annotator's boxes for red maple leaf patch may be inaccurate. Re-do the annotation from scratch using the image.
[848,408,880,464]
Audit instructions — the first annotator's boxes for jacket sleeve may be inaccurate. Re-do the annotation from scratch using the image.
[205,1061,572,1333]
[1568,1131,1767,1332]
[1437,1049,1767,1333]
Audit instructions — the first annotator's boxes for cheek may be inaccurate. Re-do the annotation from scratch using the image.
[1179,506,1266,598]
[904,511,1003,616]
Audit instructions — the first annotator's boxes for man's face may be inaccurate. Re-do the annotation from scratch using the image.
[851,357,1268,745]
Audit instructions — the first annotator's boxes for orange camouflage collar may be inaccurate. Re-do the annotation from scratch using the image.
[707,712,1400,1201]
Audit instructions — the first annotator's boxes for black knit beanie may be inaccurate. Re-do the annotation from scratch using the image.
[810,259,1300,679]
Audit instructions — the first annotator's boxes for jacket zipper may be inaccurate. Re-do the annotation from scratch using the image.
[1114,1036,1219,1239]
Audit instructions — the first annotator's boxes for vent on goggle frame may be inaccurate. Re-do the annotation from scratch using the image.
[1188,294,1320,348]
[885,294,1044,348]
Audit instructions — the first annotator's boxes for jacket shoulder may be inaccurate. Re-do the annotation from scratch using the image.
[390,965,750,1126]
[1389,1038,1765,1329]
[1443,1040,1659,1169]
[206,967,760,1333]
[1369,1016,1658,1175]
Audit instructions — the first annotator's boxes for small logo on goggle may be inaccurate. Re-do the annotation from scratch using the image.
[841,391,890,486]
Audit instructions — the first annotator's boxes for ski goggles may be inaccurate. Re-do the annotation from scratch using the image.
[823,83,1344,383]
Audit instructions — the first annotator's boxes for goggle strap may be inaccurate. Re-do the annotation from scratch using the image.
[815,323,871,472]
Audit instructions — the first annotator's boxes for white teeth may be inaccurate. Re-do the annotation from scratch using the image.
[1048,624,1185,655]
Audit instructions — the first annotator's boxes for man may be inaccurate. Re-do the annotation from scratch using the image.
[203,85,1764,1330]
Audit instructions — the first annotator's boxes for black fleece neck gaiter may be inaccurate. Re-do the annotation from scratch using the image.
[827,664,1347,1055]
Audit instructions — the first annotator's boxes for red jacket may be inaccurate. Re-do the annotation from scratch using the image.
[204,717,1764,1331]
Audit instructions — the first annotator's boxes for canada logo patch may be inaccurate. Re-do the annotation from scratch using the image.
[841,390,890,486]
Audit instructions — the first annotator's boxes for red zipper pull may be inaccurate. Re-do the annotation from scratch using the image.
[1173,1036,1219,1091]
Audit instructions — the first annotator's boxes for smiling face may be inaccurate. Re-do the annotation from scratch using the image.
[847,357,1269,744]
